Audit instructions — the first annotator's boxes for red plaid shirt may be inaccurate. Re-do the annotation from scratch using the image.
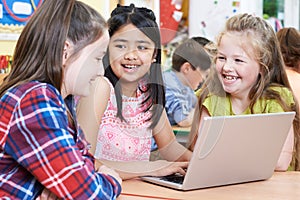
[0,81,121,199]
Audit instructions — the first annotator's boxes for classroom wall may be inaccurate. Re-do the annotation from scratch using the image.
[0,0,112,55]
[1,0,299,55]
[188,0,300,41]
[284,0,300,29]
[188,0,263,41]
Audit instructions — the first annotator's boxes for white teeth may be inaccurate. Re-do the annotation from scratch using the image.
[124,64,137,69]
[224,75,237,80]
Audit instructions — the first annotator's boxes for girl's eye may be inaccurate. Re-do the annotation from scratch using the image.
[115,44,126,49]
[235,59,244,63]
[137,45,148,50]
[217,56,226,61]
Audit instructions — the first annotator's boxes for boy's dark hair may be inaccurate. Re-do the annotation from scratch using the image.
[172,38,211,72]
[190,36,211,47]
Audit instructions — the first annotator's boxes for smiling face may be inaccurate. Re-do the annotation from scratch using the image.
[215,32,260,99]
[108,23,156,86]
[63,30,110,97]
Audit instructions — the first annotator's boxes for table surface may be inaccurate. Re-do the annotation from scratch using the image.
[118,171,300,200]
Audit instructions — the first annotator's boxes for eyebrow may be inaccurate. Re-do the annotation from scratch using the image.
[112,38,152,45]
[136,40,152,45]
[217,51,247,58]
[111,38,127,43]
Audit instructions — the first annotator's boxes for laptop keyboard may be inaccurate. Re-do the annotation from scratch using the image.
[160,174,184,184]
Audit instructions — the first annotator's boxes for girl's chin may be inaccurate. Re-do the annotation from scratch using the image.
[222,85,236,94]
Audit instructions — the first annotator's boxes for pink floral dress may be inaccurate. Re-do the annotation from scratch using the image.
[94,77,152,161]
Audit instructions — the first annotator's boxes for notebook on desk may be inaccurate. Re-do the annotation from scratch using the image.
[141,112,295,191]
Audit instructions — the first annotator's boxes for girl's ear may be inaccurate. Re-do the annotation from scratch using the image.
[62,40,71,66]
[260,64,268,76]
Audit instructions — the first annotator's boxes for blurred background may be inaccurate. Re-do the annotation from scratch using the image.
[0,0,299,71]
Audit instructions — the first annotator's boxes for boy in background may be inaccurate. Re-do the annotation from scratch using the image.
[163,38,212,127]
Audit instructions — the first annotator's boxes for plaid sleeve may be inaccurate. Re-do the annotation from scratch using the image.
[4,84,121,199]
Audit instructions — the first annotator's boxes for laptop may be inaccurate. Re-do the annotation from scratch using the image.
[141,112,295,191]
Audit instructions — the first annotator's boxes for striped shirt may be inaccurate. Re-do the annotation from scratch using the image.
[0,81,121,199]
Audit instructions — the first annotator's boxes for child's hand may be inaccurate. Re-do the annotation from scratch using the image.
[36,188,58,200]
[98,165,122,185]
[151,160,189,177]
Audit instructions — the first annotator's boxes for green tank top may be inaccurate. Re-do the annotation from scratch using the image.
[202,86,294,116]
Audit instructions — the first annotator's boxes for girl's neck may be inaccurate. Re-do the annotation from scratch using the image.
[230,95,250,114]
[61,83,68,99]
[121,81,139,97]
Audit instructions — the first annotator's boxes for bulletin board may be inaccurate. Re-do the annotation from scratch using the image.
[0,0,43,40]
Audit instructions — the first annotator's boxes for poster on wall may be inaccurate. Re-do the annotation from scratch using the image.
[0,0,43,40]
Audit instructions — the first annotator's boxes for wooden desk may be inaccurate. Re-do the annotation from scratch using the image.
[172,125,191,146]
[118,172,300,200]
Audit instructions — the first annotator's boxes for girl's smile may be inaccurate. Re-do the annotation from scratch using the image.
[216,33,260,98]
[222,74,239,81]
[122,64,139,73]
[109,23,156,83]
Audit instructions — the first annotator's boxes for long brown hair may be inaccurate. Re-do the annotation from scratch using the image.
[276,27,300,72]
[277,27,300,170]
[0,0,107,97]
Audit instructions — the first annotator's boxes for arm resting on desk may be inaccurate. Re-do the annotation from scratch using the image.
[95,159,188,180]
[158,138,192,162]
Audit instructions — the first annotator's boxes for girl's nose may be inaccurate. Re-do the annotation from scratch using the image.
[124,49,138,60]
[222,61,234,72]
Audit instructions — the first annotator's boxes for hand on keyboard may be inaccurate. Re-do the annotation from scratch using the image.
[150,160,189,177]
